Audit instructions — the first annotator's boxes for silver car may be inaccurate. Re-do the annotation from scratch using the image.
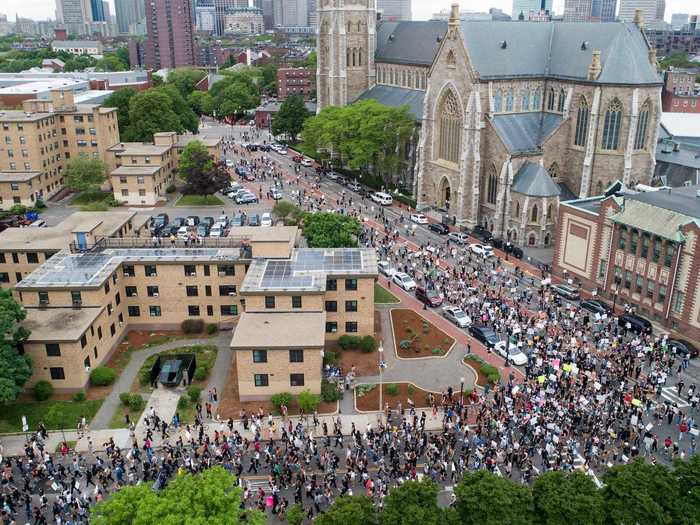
[378,260,396,277]
[448,232,469,244]
[442,306,471,328]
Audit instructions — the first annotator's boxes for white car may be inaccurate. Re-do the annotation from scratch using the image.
[301,158,313,167]
[448,232,469,244]
[270,188,283,200]
[209,223,224,237]
[469,243,494,257]
[378,260,396,277]
[371,192,393,206]
[176,226,189,240]
[392,272,416,291]
[442,306,471,328]
[225,159,234,168]
[261,212,273,227]
[277,148,288,155]
[410,213,428,225]
[494,341,528,366]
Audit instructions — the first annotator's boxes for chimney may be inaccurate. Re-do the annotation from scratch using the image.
[633,9,644,29]
[648,46,657,67]
[587,50,602,81]
[449,3,460,24]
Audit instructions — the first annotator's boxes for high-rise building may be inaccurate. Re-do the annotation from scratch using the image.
[260,0,273,29]
[55,0,88,27]
[211,0,249,35]
[618,0,662,23]
[671,13,689,29]
[307,0,317,27]
[195,2,216,31]
[115,0,146,34]
[90,0,105,21]
[512,0,552,20]
[591,0,616,21]
[145,0,195,70]
[377,0,411,21]
[563,0,616,21]
[273,0,308,28]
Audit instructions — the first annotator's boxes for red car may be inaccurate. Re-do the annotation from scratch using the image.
[292,155,303,163]
[415,286,443,307]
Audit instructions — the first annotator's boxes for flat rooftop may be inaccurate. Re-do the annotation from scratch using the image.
[108,142,172,156]
[23,306,103,342]
[111,165,161,176]
[241,248,378,293]
[176,135,222,148]
[0,110,52,122]
[0,78,87,95]
[625,185,700,219]
[230,312,326,348]
[0,171,42,182]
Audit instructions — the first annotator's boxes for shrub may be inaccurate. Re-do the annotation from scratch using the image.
[72,391,86,402]
[206,323,218,335]
[394,193,417,209]
[128,394,145,411]
[34,381,53,401]
[323,350,339,365]
[90,366,116,386]
[399,340,411,350]
[321,380,342,402]
[422,320,430,334]
[119,392,132,406]
[481,364,501,384]
[286,503,305,525]
[338,334,360,350]
[359,335,376,353]
[187,385,203,403]
[181,319,205,334]
[355,384,376,397]
[297,389,320,413]
[407,384,415,396]
[177,396,190,410]
[165,184,176,194]
[271,392,293,411]
[432,348,443,356]
[386,383,399,396]
[193,366,208,381]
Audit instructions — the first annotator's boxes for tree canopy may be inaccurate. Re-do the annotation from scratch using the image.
[103,88,137,134]
[156,85,199,134]
[272,95,309,143]
[123,90,184,142]
[314,496,378,525]
[302,213,361,248]
[532,471,604,525]
[167,68,207,97]
[178,141,229,196]
[0,289,32,404]
[454,471,535,525]
[208,71,261,119]
[381,479,449,525]
[64,158,107,193]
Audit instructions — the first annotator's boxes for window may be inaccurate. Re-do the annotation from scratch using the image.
[50,367,65,380]
[265,296,276,309]
[345,321,358,333]
[26,252,39,264]
[71,291,82,304]
[635,274,643,293]
[219,285,237,296]
[11,253,18,264]
[290,373,305,387]
[110,323,116,336]
[630,230,638,254]
[183,303,199,317]
[104,281,110,294]
[184,264,196,276]
[121,189,129,197]
[186,286,199,297]
[149,306,161,317]
[0,273,8,283]
[532,88,541,110]
[345,300,358,312]
[253,350,267,363]
[505,89,514,112]
[205,285,212,297]
[601,99,623,150]
[664,244,675,268]
[97,326,102,339]
[634,101,650,150]
[574,97,589,147]
[618,227,626,251]
[115,292,121,306]
[292,296,302,308]
[345,279,358,291]
[144,265,157,277]
[220,305,238,316]
[438,90,462,163]
[326,322,338,333]
[494,90,502,112]
[147,286,159,297]
[128,305,140,317]
[326,279,337,291]
[38,291,49,304]
[289,349,304,363]
[123,265,135,277]
[646,280,655,301]
[640,234,650,259]
[658,285,667,304]
[207,305,213,316]
[217,265,235,276]
[486,165,498,205]
[652,238,661,262]
[547,88,556,111]
[598,259,607,279]
[557,89,566,112]
[530,205,538,224]
[45,343,60,356]
[672,290,685,313]
[254,374,269,387]
[521,89,530,111]
[125,286,138,297]
[203,265,210,277]
[325,300,337,312]
[624,271,632,289]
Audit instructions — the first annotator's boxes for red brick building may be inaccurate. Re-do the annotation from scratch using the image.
[145,0,196,70]
[662,68,700,113]
[277,67,313,100]
[553,185,700,339]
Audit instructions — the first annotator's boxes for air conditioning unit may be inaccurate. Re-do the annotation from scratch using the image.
[39,299,49,308]
[188,273,196,277]
[228,291,236,296]
[72,300,82,308]
[153,292,159,297]
[218,271,226,276]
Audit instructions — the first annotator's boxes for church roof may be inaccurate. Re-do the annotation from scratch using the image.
[459,21,660,85]
[490,112,563,154]
[512,162,561,197]
[376,20,447,66]
[356,85,425,120]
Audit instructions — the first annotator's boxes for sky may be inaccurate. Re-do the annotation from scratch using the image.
[1,0,697,22]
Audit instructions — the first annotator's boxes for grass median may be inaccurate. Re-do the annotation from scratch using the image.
[0,398,104,434]
[374,283,400,304]
[175,194,224,206]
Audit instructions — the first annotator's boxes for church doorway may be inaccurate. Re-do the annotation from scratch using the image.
[438,177,451,210]
[528,233,537,246]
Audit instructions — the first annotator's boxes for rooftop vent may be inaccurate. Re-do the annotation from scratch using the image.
[673,142,681,152]
[437,35,442,42]
[661,143,673,154]
[696,189,700,198]
[388,34,395,41]
[581,41,589,50]
[500,40,507,49]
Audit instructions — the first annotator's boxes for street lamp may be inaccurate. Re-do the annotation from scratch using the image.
[460,376,465,406]
[378,342,385,423]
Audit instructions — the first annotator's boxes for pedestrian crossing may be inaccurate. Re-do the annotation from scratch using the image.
[661,387,690,408]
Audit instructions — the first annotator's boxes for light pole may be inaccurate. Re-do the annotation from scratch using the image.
[460,376,465,406]
[378,342,385,422]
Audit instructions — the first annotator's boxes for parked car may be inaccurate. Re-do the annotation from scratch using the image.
[326,172,338,181]
[227,188,245,199]
[270,188,283,200]
[618,313,652,335]
[551,284,580,301]
[491,238,504,250]
[301,158,313,167]
[261,212,273,227]
[667,339,699,359]
[442,306,471,328]
[472,225,493,242]
[171,217,186,229]
[176,226,189,240]
[371,192,393,206]
[494,341,528,366]
[209,223,225,237]
[429,223,449,235]
[580,299,612,316]
[225,159,234,168]
[468,325,500,349]
[336,177,349,186]
[202,216,215,227]
[217,215,229,228]
[392,272,417,291]
[347,181,361,192]
[231,213,245,227]
[151,213,169,230]
[469,243,494,257]
[448,232,469,244]
[415,286,443,307]
[243,172,256,182]
[196,224,210,237]
[185,215,200,226]
[510,246,524,259]
[248,214,260,227]
[377,260,396,277]
[236,192,258,204]
[410,213,428,224]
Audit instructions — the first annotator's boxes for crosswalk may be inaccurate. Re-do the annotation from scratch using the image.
[661,387,690,408]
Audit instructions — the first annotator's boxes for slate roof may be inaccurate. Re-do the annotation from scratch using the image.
[356,85,425,120]
[376,20,447,66]
[459,21,660,85]
[511,162,561,197]
[490,112,563,153]
[656,142,700,170]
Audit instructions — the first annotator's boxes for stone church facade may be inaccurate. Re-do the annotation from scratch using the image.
[317,2,663,247]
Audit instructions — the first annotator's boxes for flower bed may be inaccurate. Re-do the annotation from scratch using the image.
[391,309,455,358]
[463,355,501,387]
[355,382,434,412]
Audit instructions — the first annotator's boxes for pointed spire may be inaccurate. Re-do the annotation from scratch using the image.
[633,9,644,29]
[449,3,460,25]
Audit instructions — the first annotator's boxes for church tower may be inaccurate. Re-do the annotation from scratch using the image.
[317,0,376,112]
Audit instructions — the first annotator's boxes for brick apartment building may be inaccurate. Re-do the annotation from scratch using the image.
[276,67,313,100]
[145,0,196,70]
[662,68,700,113]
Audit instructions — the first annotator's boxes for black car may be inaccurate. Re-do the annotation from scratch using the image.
[160,224,181,237]
[667,339,699,358]
[150,213,169,232]
[491,238,504,250]
[468,325,500,349]
[472,225,493,242]
[618,313,652,335]
[511,246,524,259]
[248,214,260,226]
[580,299,613,316]
[429,223,449,235]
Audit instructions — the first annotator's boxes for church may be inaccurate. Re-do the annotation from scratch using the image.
[316,1,663,248]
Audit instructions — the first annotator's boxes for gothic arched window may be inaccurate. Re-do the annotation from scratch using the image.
[437,90,462,164]
[574,96,589,147]
[505,89,514,112]
[494,90,503,113]
[402,70,406,86]
[547,204,553,221]
[602,98,623,150]
[634,100,650,150]
[531,204,538,223]
[547,88,556,111]
[358,48,363,66]
[532,88,541,110]
[515,201,520,217]
[548,162,559,181]
[487,165,498,205]
[521,89,530,111]
[557,89,566,112]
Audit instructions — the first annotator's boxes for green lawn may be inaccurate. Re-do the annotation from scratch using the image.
[138,344,218,389]
[109,401,146,429]
[374,283,400,304]
[0,398,104,433]
[70,190,115,211]
[176,194,224,206]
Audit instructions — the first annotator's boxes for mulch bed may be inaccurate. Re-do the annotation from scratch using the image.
[355,382,435,412]
[391,309,455,358]
[218,353,336,419]
[328,310,383,376]
[463,356,497,388]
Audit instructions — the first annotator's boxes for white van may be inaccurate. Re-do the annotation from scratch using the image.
[371,192,393,206]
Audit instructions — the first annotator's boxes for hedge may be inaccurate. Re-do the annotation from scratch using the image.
[271,392,293,411]
[321,380,342,402]
[187,385,203,403]
[34,381,53,401]
[90,367,116,386]
[181,319,205,334]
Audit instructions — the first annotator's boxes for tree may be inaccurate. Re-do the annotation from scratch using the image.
[187,90,214,116]
[602,460,679,525]
[178,141,228,196]
[0,289,32,403]
[454,470,535,525]
[167,68,207,97]
[91,466,264,525]
[104,88,137,134]
[315,496,378,525]
[260,63,278,94]
[272,200,303,225]
[272,95,309,143]
[209,72,261,120]
[674,455,700,524]
[297,389,320,413]
[115,47,130,68]
[156,85,198,134]
[64,158,107,193]
[286,503,305,525]
[94,54,128,72]
[124,90,182,142]
[532,471,604,525]
[381,479,444,525]
[302,213,361,248]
